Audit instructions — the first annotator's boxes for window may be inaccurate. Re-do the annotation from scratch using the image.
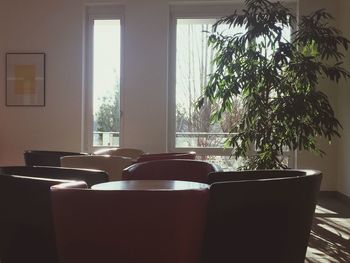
[169,5,245,169]
[84,6,123,152]
[169,4,295,169]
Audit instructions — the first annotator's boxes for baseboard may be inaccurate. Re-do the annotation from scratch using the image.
[319,191,338,198]
[336,191,350,204]
[319,190,350,204]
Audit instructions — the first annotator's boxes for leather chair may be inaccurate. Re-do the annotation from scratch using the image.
[60,155,133,181]
[0,174,86,263]
[122,159,222,184]
[24,150,87,167]
[51,182,209,263]
[136,151,196,162]
[208,169,307,184]
[93,148,145,160]
[0,166,108,188]
[203,169,322,263]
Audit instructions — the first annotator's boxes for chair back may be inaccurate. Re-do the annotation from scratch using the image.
[93,148,144,160]
[0,174,86,263]
[24,150,87,167]
[203,170,322,263]
[122,159,221,183]
[0,166,108,187]
[136,151,196,162]
[61,155,133,181]
[51,182,209,263]
[208,169,306,184]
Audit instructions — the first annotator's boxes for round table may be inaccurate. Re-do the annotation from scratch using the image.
[91,180,209,191]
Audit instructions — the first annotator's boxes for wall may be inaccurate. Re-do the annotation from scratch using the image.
[0,0,84,164]
[0,0,172,165]
[337,0,350,197]
[0,0,249,165]
[282,0,340,191]
[297,0,349,195]
[0,0,347,192]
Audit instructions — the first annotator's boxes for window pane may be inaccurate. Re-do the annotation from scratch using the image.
[175,19,245,148]
[197,155,244,171]
[93,20,121,147]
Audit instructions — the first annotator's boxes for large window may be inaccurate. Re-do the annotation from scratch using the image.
[85,6,123,152]
[169,5,246,169]
[169,5,294,169]
[174,18,245,149]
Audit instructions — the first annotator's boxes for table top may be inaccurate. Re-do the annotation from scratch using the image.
[91,180,209,191]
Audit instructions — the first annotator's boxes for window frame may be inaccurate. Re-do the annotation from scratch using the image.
[83,5,125,153]
[168,2,297,168]
[168,3,244,158]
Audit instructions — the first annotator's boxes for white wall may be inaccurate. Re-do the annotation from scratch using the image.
[0,0,176,165]
[296,0,339,191]
[0,0,84,164]
[297,0,350,195]
[0,0,348,193]
[121,0,169,152]
[0,0,229,164]
[337,0,350,197]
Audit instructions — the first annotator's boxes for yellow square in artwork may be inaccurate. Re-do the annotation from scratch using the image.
[14,65,36,94]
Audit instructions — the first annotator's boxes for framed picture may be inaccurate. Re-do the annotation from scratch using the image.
[6,53,45,106]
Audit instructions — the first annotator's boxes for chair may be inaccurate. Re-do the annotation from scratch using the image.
[203,169,322,263]
[51,182,209,263]
[93,148,144,160]
[0,174,86,263]
[24,150,88,167]
[0,166,108,188]
[208,169,307,184]
[136,151,196,162]
[122,159,221,184]
[60,155,133,181]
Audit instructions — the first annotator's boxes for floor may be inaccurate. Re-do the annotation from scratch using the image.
[306,195,350,263]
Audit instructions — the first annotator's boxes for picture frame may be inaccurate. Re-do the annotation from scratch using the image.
[6,53,45,106]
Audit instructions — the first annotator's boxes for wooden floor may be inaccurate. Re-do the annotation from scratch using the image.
[306,195,350,263]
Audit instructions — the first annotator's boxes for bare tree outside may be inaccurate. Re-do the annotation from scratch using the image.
[175,19,245,167]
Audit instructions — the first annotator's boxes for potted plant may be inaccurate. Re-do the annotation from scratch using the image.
[198,0,350,169]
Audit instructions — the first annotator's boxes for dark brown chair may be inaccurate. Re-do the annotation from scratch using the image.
[208,169,306,184]
[51,182,209,263]
[0,166,108,187]
[136,151,196,162]
[203,169,322,263]
[122,159,222,183]
[24,150,88,167]
[0,174,86,263]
